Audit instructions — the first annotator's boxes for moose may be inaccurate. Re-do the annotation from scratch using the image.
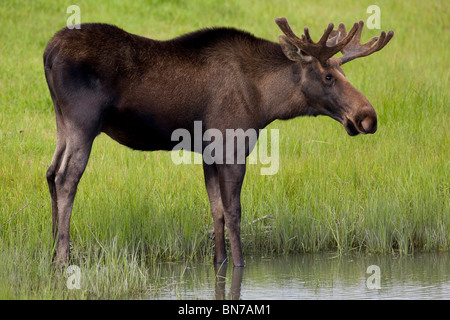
[44,17,393,267]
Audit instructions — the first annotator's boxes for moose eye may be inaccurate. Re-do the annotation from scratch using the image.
[325,74,333,81]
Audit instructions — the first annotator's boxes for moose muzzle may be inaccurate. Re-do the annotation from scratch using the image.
[344,105,377,136]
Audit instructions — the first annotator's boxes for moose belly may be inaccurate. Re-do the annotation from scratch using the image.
[101,107,181,151]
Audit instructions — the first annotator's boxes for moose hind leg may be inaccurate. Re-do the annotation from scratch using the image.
[47,126,67,240]
[52,130,94,267]
[203,162,227,265]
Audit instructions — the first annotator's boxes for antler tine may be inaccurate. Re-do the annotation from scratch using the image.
[318,23,335,44]
[327,23,347,46]
[302,27,312,42]
[275,17,360,66]
[329,23,348,40]
[353,20,364,43]
[328,22,359,56]
[275,17,302,42]
[338,20,394,64]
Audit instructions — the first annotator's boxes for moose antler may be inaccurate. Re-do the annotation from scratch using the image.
[275,17,359,66]
[329,20,394,64]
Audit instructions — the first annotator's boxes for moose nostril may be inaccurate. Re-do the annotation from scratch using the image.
[360,116,377,134]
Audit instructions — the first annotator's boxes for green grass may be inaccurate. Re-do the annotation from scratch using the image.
[0,0,449,299]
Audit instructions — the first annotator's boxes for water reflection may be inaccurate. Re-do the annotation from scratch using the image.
[151,253,450,299]
[214,263,243,300]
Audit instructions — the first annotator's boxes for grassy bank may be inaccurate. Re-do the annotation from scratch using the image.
[0,0,448,298]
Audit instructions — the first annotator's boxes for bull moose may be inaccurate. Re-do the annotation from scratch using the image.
[44,17,393,267]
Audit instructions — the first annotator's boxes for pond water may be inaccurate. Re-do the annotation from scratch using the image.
[149,252,449,299]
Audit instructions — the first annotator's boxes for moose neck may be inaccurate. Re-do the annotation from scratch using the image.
[244,41,310,127]
[259,60,310,127]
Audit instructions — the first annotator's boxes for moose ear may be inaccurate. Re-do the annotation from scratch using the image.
[279,35,300,61]
[279,35,313,63]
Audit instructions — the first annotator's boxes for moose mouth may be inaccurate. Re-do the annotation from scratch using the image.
[343,116,362,136]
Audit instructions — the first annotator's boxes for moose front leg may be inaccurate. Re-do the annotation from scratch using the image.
[217,163,246,267]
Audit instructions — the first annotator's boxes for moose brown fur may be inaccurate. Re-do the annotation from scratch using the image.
[44,18,393,267]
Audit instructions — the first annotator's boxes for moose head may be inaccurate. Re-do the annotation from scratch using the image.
[276,18,394,136]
